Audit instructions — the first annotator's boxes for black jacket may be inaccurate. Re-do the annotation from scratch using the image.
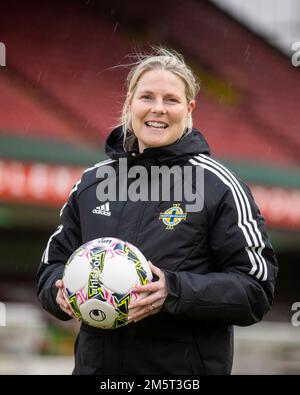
[36,127,278,375]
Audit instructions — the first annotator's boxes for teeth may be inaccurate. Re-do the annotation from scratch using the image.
[145,121,168,128]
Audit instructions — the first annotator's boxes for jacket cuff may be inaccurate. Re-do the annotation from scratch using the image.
[50,284,73,321]
[39,280,72,322]
[161,270,181,314]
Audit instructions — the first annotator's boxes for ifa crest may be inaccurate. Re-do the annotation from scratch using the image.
[159,203,187,230]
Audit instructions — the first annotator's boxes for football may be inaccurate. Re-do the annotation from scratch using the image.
[62,237,152,329]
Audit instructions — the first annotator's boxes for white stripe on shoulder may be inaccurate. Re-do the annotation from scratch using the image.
[43,225,63,264]
[60,179,81,217]
[190,154,267,281]
[83,158,116,174]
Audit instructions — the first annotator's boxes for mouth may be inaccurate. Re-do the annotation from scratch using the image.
[145,121,169,130]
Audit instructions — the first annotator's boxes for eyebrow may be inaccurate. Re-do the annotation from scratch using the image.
[138,90,181,98]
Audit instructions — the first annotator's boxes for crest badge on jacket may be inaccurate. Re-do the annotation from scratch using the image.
[159,203,187,230]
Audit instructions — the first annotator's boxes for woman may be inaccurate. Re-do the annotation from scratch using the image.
[36,48,277,375]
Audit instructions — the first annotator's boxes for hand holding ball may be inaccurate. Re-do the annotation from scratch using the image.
[62,238,152,329]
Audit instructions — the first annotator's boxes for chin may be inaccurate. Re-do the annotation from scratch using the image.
[144,139,168,149]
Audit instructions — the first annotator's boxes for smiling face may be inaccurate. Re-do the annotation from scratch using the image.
[129,69,195,152]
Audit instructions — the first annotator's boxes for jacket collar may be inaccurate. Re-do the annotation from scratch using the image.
[105,126,211,165]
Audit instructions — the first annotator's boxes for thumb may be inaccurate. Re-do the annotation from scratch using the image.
[55,279,63,288]
[148,261,162,277]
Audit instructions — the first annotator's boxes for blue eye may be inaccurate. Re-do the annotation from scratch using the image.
[166,97,179,103]
[141,95,152,100]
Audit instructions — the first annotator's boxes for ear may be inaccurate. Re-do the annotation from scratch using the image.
[187,100,196,114]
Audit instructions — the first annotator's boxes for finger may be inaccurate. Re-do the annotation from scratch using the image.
[134,297,165,311]
[128,309,148,322]
[58,296,69,308]
[62,295,73,312]
[59,297,75,317]
[56,288,63,301]
[129,295,155,309]
[54,283,74,318]
[61,305,74,317]
[130,306,160,323]
[128,299,163,320]
[56,282,69,303]
[55,279,63,288]
[129,284,165,307]
[128,303,152,320]
[148,261,162,276]
[57,293,68,309]
[132,280,161,295]
[56,288,73,314]
[61,287,69,300]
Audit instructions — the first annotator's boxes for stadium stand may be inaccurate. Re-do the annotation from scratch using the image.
[122,0,300,165]
[1,0,299,167]
[0,73,87,144]
[0,1,131,143]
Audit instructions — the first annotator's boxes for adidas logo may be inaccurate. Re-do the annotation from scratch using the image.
[92,203,111,216]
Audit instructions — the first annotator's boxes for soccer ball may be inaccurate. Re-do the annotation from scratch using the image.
[62,237,152,329]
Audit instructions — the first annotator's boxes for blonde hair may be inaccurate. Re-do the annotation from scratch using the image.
[120,47,200,151]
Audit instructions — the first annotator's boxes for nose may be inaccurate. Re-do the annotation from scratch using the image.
[151,100,166,114]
